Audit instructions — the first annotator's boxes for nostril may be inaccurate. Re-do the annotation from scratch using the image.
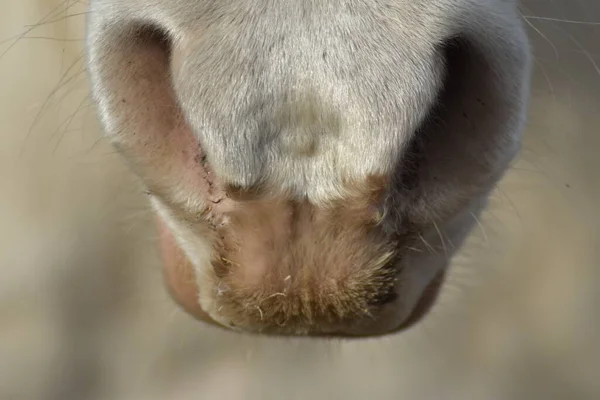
[88,20,174,93]
[87,20,210,211]
[88,21,176,136]
[128,24,173,66]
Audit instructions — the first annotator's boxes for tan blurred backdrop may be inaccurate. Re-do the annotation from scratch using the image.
[1,1,599,399]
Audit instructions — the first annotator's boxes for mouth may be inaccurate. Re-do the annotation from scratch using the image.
[157,213,445,338]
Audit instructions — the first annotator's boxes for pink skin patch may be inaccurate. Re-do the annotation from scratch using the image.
[157,215,207,319]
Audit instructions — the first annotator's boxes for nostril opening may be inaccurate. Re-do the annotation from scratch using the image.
[91,20,175,91]
[127,23,173,61]
[395,36,468,193]
[105,23,174,85]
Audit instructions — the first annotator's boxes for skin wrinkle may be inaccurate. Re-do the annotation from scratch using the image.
[86,0,532,336]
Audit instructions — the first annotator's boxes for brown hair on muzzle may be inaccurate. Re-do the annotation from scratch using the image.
[201,185,402,335]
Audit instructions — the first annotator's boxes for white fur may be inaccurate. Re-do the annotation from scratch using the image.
[4,0,600,398]
[85,0,532,334]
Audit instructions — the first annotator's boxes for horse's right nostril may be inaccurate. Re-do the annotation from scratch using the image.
[87,21,175,143]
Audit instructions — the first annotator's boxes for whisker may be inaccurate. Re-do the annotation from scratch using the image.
[418,233,438,257]
[23,11,91,29]
[19,53,86,157]
[469,212,488,245]
[522,16,600,26]
[522,15,559,60]
[432,221,448,257]
[51,95,93,154]
[0,36,84,44]
[0,0,83,60]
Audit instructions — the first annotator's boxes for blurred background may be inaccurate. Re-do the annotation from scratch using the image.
[1,1,599,399]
